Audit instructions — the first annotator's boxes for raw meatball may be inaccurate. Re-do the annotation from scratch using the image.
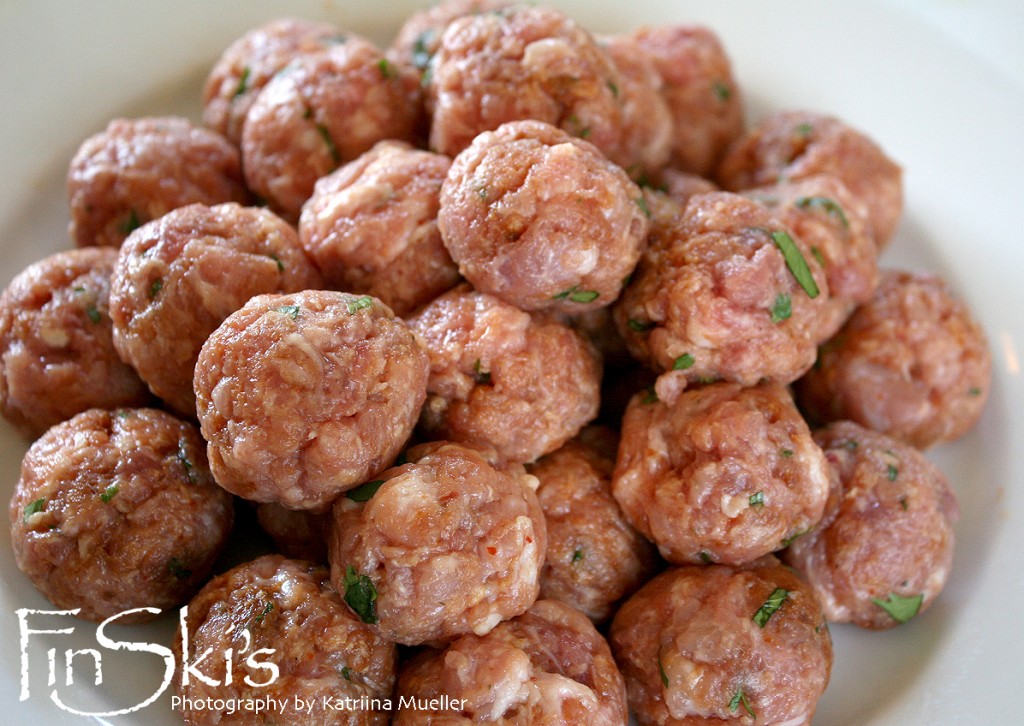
[241,35,420,221]
[426,5,624,160]
[717,110,903,246]
[0,248,150,438]
[653,168,719,208]
[257,502,330,562]
[327,441,546,645]
[785,422,959,630]
[394,599,628,725]
[67,117,248,248]
[407,285,601,464]
[173,555,395,726]
[795,269,991,448]
[194,290,428,510]
[110,202,322,416]
[613,191,831,384]
[388,0,513,75]
[439,120,648,313]
[202,17,344,144]
[298,140,460,316]
[610,558,832,726]
[612,381,830,566]
[627,25,744,177]
[529,427,659,623]
[9,407,233,623]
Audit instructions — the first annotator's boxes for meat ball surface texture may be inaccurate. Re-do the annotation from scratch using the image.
[328,441,546,646]
[795,269,991,448]
[67,117,248,248]
[717,110,903,246]
[612,381,830,566]
[785,422,959,630]
[529,427,659,623]
[439,120,648,313]
[426,5,624,160]
[241,35,420,221]
[9,408,233,623]
[256,502,330,563]
[388,0,513,74]
[110,202,322,417]
[407,285,602,464]
[194,290,428,510]
[298,140,460,317]
[0,247,150,438]
[394,599,628,725]
[174,555,396,726]
[613,191,832,385]
[610,558,832,726]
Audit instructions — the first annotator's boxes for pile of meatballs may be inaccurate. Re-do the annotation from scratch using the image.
[2,1,991,724]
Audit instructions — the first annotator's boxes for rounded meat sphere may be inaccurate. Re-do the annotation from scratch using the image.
[407,285,602,464]
[528,427,659,623]
[194,290,428,510]
[627,25,744,177]
[653,167,719,208]
[394,599,628,725]
[426,5,625,159]
[67,116,248,248]
[110,202,322,417]
[202,17,344,144]
[785,422,958,630]
[439,120,648,313]
[298,140,460,317]
[241,35,420,221]
[795,269,991,448]
[612,381,830,566]
[612,191,832,385]
[717,110,904,246]
[388,0,513,75]
[610,558,832,726]
[9,407,233,623]
[327,441,546,646]
[257,502,330,562]
[173,555,396,726]
[0,248,150,438]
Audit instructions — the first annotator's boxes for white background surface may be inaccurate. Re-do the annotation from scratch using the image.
[0,1,1022,724]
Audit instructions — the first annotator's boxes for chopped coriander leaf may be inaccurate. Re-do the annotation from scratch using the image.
[72,285,86,293]
[178,438,197,483]
[795,122,813,137]
[635,196,653,219]
[100,484,120,503]
[340,665,352,681]
[343,566,378,623]
[568,289,600,304]
[253,601,274,625]
[795,195,849,228]
[607,79,619,98]
[148,277,163,299]
[232,66,251,99]
[770,292,792,323]
[346,480,385,502]
[119,208,142,235]
[276,304,301,319]
[23,498,46,521]
[658,653,669,688]
[871,592,923,623]
[887,464,899,481]
[641,386,659,404]
[552,285,577,300]
[168,558,193,579]
[968,386,982,396]
[571,547,584,564]
[269,252,284,272]
[472,358,492,385]
[899,496,909,511]
[770,230,820,298]
[85,305,102,324]
[412,29,435,69]
[749,491,765,508]
[842,439,859,451]
[377,58,395,79]
[811,246,826,267]
[729,686,756,719]
[628,318,655,332]
[672,353,695,370]
[753,587,789,627]
[781,528,808,548]
[346,295,374,314]
[698,551,713,564]
[316,123,341,165]
[420,64,434,88]
[780,448,794,458]
[577,126,592,139]
[712,80,731,101]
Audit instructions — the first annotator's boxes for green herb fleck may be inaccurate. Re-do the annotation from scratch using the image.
[473,358,492,385]
[148,277,163,299]
[672,353,695,371]
[316,123,341,166]
[795,122,813,137]
[899,496,909,511]
[168,558,193,579]
[343,566,378,624]
[119,209,142,235]
[420,63,434,88]
[641,386,659,404]
[770,292,792,323]
[23,498,46,521]
[276,304,301,319]
[607,79,619,98]
[72,286,86,293]
[269,253,284,272]
[968,386,982,396]
[698,551,713,564]
[729,686,756,719]
[811,246,826,267]
[635,196,652,219]
[753,587,790,627]
[340,665,352,681]
[412,29,435,69]
[578,126,592,139]
[749,491,765,508]
[233,66,251,99]
[346,480,386,503]
[569,289,599,303]
[253,601,274,625]
[86,305,102,324]
[780,448,794,458]
[781,528,808,548]
[887,464,899,481]
[795,196,849,229]
[658,653,670,688]
[842,439,859,451]
[770,230,820,298]
[712,80,731,101]
[178,438,197,483]
[571,547,584,564]
[628,319,656,332]
[377,58,395,79]
[346,295,374,314]
[100,484,120,503]
[871,592,923,623]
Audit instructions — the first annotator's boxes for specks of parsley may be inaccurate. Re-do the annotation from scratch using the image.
[672,353,695,371]
[412,29,435,69]
[887,464,899,481]
[148,277,163,299]
[749,491,765,508]
[712,80,731,101]
[770,230,820,298]
[23,498,46,521]
[346,295,374,314]
[642,386,659,404]
[811,246,826,267]
[472,358,492,385]
[340,665,352,681]
[842,439,859,451]
[698,551,713,564]
[346,480,386,503]
[253,601,274,625]
[316,123,341,166]
[795,196,849,228]
[753,587,790,627]
[571,547,584,564]
[781,528,808,548]
[269,253,284,272]
[119,208,142,235]
[233,66,251,99]
[635,196,653,219]
[420,63,434,88]
[770,292,792,323]
[85,305,102,324]
[178,438,197,483]
[871,592,923,623]
[607,79,619,98]
[729,686,756,719]
[780,448,794,458]
[628,318,656,332]
[658,653,670,688]
[552,285,599,304]
[795,122,813,137]
[276,304,301,319]
[99,484,120,504]
[377,58,395,79]
[168,558,193,580]
[968,386,982,396]
[577,126,592,139]
[899,496,909,511]
[343,566,378,624]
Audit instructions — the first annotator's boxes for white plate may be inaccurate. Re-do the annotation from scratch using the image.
[1,1,1021,723]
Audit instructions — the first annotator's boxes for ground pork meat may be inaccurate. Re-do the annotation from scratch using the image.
[173,554,395,725]
[0,247,150,438]
[298,140,460,316]
[610,557,832,726]
[327,441,546,645]
[256,502,331,563]
[194,290,428,510]
[388,0,513,77]
[109,202,321,417]
[9,407,233,623]
[67,116,248,248]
